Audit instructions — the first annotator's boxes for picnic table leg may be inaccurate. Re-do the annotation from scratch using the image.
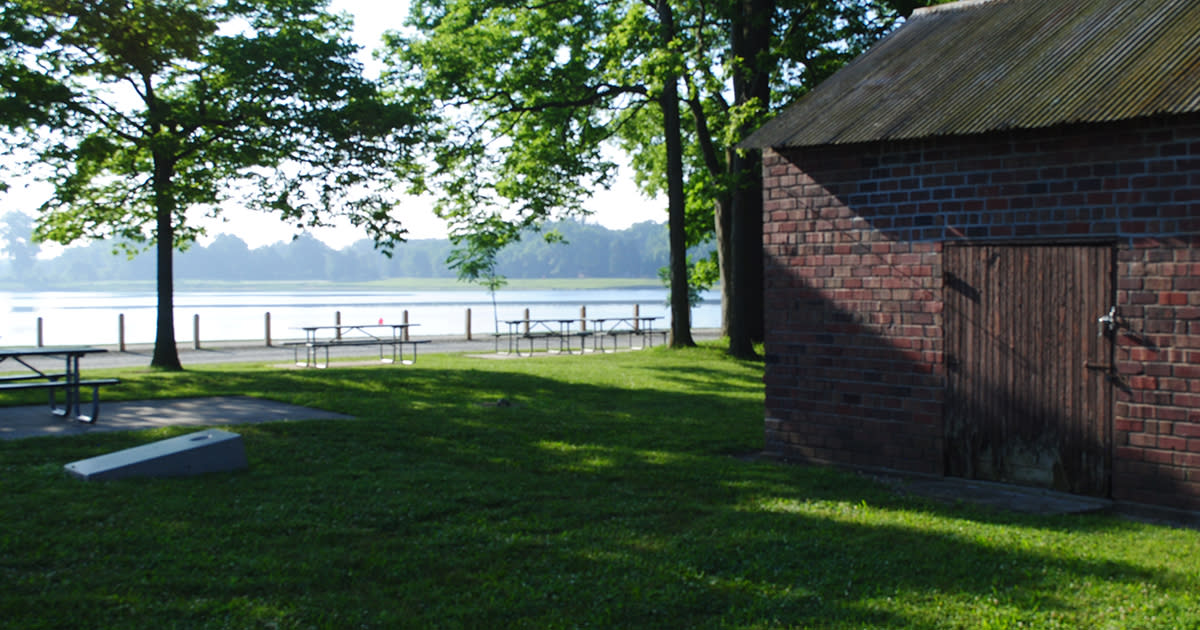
[320,345,331,369]
[48,383,67,417]
[76,383,102,423]
[49,355,81,418]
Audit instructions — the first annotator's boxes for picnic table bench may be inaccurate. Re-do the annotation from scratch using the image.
[499,319,594,357]
[0,347,120,423]
[589,316,666,352]
[285,324,429,369]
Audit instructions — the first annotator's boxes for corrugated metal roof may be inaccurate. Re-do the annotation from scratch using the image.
[742,0,1200,149]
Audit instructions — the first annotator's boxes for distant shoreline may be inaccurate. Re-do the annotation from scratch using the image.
[0,277,690,293]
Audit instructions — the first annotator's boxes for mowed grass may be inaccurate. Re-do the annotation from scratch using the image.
[1,345,1198,629]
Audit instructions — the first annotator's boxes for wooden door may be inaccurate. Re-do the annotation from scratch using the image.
[944,244,1113,496]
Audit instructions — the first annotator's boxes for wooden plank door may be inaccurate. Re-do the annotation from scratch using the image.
[944,244,1113,496]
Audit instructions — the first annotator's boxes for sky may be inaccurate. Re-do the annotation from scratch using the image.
[2,0,665,252]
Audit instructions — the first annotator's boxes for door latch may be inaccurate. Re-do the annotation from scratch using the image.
[1097,306,1120,337]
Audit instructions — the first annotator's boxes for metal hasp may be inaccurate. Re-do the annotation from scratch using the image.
[64,429,248,481]
[1097,306,1119,337]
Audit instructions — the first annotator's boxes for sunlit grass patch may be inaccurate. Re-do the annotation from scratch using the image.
[1,344,1197,629]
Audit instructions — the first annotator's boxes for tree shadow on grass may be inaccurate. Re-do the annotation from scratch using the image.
[3,358,1196,628]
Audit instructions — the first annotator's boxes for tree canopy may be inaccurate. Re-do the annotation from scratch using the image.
[0,0,424,368]
[384,0,934,355]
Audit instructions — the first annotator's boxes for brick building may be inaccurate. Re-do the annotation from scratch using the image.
[743,0,1200,510]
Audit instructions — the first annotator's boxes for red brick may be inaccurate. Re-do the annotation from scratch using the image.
[765,119,1200,511]
[1174,364,1200,379]
[1128,376,1159,390]
[1144,449,1175,464]
[1159,436,1190,451]
[1116,419,1145,432]
[1175,423,1200,438]
[1129,433,1157,447]
[1115,446,1145,461]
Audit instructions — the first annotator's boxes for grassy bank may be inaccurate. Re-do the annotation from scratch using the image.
[1,346,1197,629]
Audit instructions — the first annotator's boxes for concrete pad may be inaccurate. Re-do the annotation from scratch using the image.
[884,475,1113,515]
[1,396,353,440]
[64,429,248,481]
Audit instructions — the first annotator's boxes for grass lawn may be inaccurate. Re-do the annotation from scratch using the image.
[1,345,1198,629]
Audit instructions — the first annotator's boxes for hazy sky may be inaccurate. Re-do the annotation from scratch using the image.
[3,0,665,252]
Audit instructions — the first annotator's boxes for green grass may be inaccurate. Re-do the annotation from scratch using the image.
[2,346,1198,629]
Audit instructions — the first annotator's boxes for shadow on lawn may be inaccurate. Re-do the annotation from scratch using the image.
[10,360,1193,627]
[298,368,1189,622]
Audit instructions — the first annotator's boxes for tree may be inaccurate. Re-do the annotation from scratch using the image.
[0,0,423,369]
[386,0,698,346]
[445,220,513,339]
[0,211,40,282]
[387,0,924,355]
[655,0,695,346]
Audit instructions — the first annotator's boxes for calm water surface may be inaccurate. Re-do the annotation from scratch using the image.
[0,289,720,346]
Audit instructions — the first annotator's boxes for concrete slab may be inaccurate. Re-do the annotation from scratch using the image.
[64,429,248,480]
[888,476,1113,515]
[0,396,353,440]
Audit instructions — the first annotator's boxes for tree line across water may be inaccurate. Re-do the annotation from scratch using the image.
[0,219,702,286]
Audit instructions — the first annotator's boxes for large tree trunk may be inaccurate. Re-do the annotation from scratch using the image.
[658,0,694,347]
[725,0,772,358]
[727,150,763,357]
[150,150,183,371]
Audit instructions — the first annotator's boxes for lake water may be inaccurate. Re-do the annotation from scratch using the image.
[0,288,721,346]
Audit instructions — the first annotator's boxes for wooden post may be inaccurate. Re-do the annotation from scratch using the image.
[580,305,587,331]
[634,304,641,331]
[193,314,201,350]
[37,317,43,347]
[118,313,126,352]
[265,312,272,347]
[523,308,531,335]
[466,308,473,341]
[335,311,342,340]
[402,310,410,341]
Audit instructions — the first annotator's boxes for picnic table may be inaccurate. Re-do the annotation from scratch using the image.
[0,347,119,423]
[286,323,429,368]
[499,318,594,357]
[588,316,665,352]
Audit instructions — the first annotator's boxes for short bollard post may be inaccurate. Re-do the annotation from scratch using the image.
[193,314,201,350]
[580,305,587,331]
[265,312,272,347]
[118,313,126,352]
[335,311,342,340]
[37,317,44,347]
[523,308,531,335]
[402,310,410,341]
[466,308,473,341]
[633,304,641,331]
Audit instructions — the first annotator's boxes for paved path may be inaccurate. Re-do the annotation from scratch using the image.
[69,329,724,370]
[1,396,353,441]
[0,329,721,441]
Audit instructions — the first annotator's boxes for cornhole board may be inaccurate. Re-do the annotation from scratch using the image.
[64,429,247,481]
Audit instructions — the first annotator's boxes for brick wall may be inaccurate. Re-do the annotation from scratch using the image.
[763,114,1200,510]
